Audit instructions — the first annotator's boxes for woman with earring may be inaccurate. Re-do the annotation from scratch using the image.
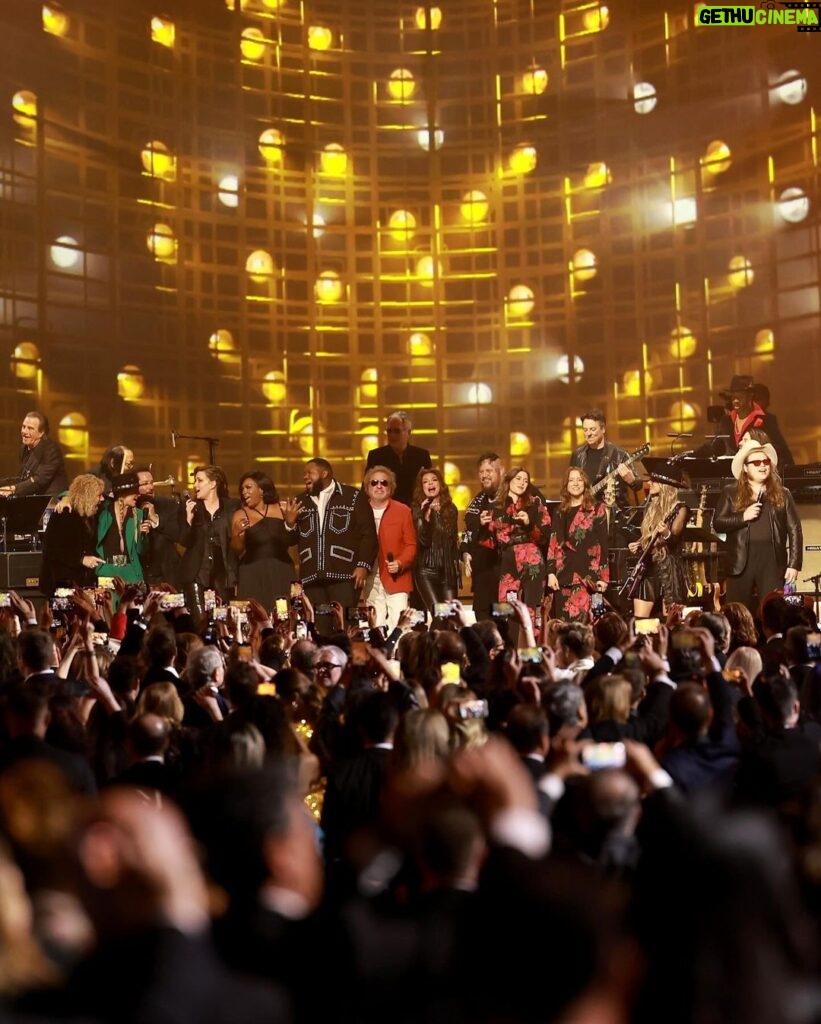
[231,471,295,609]
[713,438,802,615]
[411,467,460,614]
[180,465,240,617]
[95,472,145,584]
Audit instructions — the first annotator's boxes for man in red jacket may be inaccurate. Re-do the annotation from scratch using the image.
[361,465,417,629]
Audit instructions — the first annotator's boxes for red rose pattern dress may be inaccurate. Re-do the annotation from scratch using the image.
[546,502,610,622]
[485,496,552,611]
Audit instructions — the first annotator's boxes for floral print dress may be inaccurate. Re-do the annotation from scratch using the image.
[546,502,610,622]
[485,496,552,609]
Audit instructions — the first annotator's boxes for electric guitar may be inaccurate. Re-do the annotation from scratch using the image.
[617,500,684,600]
[590,443,651,507]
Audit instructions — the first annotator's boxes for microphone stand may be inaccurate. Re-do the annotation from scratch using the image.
[172,432,220,466]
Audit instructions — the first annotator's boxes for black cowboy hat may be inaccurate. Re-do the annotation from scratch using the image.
[640,457,690,490]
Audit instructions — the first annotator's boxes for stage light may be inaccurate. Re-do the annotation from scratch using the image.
[50,235,81,269]
[754,328,774,354]
[262,370,286,403]
[773,70,807,106]
[583,5,609,31]
[777,186,809,224]
[727,255,753,288]
[460,190,488,225]
[261,0,284,8]
[669,326,697,359]
[118,365,145,401]
[415,255,441,286]
[246,249,274,281]
[360,435,379,458]
[702,140,731,175]
[584,162,611,188]
[42,4,68,36]
[388,68,416,101]
[443,462,460,486]
[12,90,37,125]
[147,223,177,261]
[360,368,379,399]
[388,209,416,242]
[151,16,174,47]
[506,284,535,319]
[408,331,433,356]
[571,248,598,281]
[58,412,88,451]
[310,212,326,238]
[467,383,492,405]
[217,174,240,208]
[672,198,697,226]
[415,6,442,29]
[670,400,698,433]
[508,144,537,174]
[510,432,532,457]
[308,25,332,50]
[224,0,250,8]
[258,128,284,163]
[417,127,444,151]
[141,140,176,179]
[320,143,348,175]
[632,81,657,114]
[521,66,548,95]
[208,329,236,359]
[314,270,343,303]
[622,369,654,396]
[557,354,584,384]
[452,485,471,512]
[10,341,40,380]
[240,27,266,61]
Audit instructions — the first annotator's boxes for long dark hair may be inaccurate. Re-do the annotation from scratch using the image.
[558,466,594,513]
[239,471,279,504]
[494,466,536,513]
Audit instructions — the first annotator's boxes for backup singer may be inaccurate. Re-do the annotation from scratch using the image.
[713,438,802,615]
[231,471,295,609]
[546,467,609,622]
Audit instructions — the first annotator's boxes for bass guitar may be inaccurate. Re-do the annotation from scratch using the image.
[590,443,651,507]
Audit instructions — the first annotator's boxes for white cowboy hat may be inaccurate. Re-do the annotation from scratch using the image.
[731,438,778,481]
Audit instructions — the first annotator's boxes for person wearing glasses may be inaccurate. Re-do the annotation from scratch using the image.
[360,465,417,630]
[713,438,802,615]
[365,410,432,507]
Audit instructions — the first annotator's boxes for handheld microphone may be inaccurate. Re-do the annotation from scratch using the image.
[387,550,397,579]
[758,487,766,503]
[171,430,177,449]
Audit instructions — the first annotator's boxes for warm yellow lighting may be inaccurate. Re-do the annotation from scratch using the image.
[315,270,343,304]
[246,249,274,281]
[415,255,441,286]
[217,174,240,208]
[571,249,598,282]
[584,162,611,188]
[408,331,433,356]
[388,68,416,101]
[297,423,317,456]
[224,0,251,8]
[583,5,609,31]
[506,284,535,319]
[308,25,332,50]
[417,127,444,151]
[50,235,81,269]
[42,4,68,36]
[140,140,176,180]
[508,144,537,174]
[12,90,37,125]
[510,432,532,457]
[388,209,416,242]
[262,370,287,404]
[147,223,177,261]
[633,82,657,114]
[467,383,493,405]
[11,342,40,380]
[777,187,810,224]
[669,326,697,359]
[261,0,284,8]
[773,70,807,106]
[311,213,325,238]
[360,368,379,400]
[360,435,379,459]
[320,143,348,176]
[258,128,284,163]
[702,140,731,175]
[240,27,266,61]
[727,255,754,288]
[672,198,697,226]
[117,364,145,401]
[754,328,774,355]
[208,329,236,359]
[460,190,489,225]
[557,354,585,384]
[521,66,548,95]
[670,400,699,434]
[561,416,577,449]
[58,412,88,452]
[415,6,442,29]
[622,369,655,396]
[443,462,460,487]
[452,485,471,512]
[151,16,175,47]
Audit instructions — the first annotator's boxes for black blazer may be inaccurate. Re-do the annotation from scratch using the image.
[366,443,432,507]
[40,509,100,595]
[16,435,68,497]
[713,484,802,578]
[179,498,240,587]
[141,494,183,587]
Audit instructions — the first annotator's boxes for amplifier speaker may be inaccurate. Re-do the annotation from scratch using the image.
[0,552,43,590]
[795,499,821,587]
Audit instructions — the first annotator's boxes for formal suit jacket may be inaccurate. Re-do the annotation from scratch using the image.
[140,494,183,586]
[713,484,802,578]
[15,435,68,496]
[373,499,417,594]
[179,497,240,587]
[366,443,432,507]
[294,480,377,586]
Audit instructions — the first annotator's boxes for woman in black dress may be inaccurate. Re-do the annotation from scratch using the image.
[231,471,296,609]
[411,467,460,614]
[40,474,105,595]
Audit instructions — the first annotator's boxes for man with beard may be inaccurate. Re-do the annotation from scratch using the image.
[460,452,504,620]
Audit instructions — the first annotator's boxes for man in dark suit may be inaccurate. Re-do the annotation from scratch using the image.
[0,410,68,497]
[366,410,432,507]
[136,467,183,588]
[111,713,177,797]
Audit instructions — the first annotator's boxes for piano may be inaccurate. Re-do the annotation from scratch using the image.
[0,493,51,552]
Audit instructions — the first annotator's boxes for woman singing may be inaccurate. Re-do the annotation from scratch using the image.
[546,467,609,622]
[627,460,690,617]
[713,438,802,615]
[95,472,145,585]
[487,467,552,620]
[412,467,460,614]
[180,465,240,617]
[231,471,296,609]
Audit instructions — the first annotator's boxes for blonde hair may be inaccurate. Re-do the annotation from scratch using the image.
[363,464,397,497]
[135,682,184,728]
[640,483,681,562]
[586,674,632,725]
[68,473,105,518]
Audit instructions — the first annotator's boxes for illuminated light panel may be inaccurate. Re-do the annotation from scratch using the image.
[510,432,532,457]
[571,248,598,281]
[557,354,584,384]
[777,186,809,224]
[443,461,460,486]
[360,368,378,399]
[460,190,488,225]
[702,140,731,175]
[314,270,343,303]
[583,5,609,31]
[308,25,332,50]
[388,68,416,101]
[754,328,774,354]
[671,197,697,226]
[388,209,416,242]
[50,234,81,269]
[669,326,697,359]
[217,174,240,208]
[208,329,236,359]
[42,3,68,36]
[632,81,657,114]
[467,383,493,405]
[117,364,145,401]
[727,255,754,288]
[506,284,535,319]
[508,143,537,174]
[773,70,807,106]
[10,341,40,380]
[262,370,286,403]
[225,0,251,8]
[452,485,471,512]
[246,249,274,281]
[521,66,548,95]
[141,140,176,180]
[417,127,444,151]
[150,16,174,47]
[584,162,611,188]
[622,369,654,396]
[241,27,266,61]
[58,412,88,451]
[261,0,284,8]
[12,90,37,125]
[320,143,348,175]
[258,128,284,163]
[415,255,441,286]
[359,435,379,458]
[147,223,177,261]
[408,331,433,356]
[415,6,442,29]
[670,400,699,434]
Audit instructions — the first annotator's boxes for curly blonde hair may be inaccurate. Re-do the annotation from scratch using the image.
[67,474,104,518]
